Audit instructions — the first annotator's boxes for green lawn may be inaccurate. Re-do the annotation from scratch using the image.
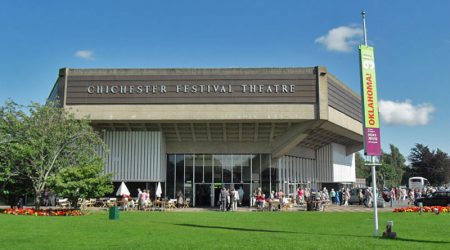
[0,211,449,249]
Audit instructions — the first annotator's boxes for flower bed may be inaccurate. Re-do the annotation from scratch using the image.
[393,206,450,213]
[1,208,83,216]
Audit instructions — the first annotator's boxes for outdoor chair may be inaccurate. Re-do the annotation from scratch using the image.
[107,198,117,207]
[87,198,96,207]
[57,198,70,208]
[183,198,190,208]
[77,198,86,210]
[166,199,177,209]
[143,201,153,211]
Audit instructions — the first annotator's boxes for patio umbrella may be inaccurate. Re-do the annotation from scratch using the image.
[156,182,162,198]
[116,182,130,196]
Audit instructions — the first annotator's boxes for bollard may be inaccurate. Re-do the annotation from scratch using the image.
[433,208,440,215]
[382,221,397,239]
[418,202,423,215]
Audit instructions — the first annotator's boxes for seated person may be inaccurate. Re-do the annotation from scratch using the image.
[121,194,131,210]
[257,194,266,208]
[128,199,135,209]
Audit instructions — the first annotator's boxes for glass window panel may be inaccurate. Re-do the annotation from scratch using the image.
[184,155,194,202]
[185,155,194,184]
[261,154,271,194]
[271,162,279,193]
[166,155,175,199]
[213,155,223,183]
[204,155,212,183]
[242,155,251,183]
[233,155,242,184]
[223,155,232,183]
[194,154,204,183]
[175,155,184,197]
[251,154,260,183]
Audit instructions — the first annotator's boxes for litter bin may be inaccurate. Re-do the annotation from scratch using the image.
[306,202,313,211]
[109,206,119,220]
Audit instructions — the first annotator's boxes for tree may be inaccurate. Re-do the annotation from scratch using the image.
[407,144,450,185]
[0,101,34,206]
[51,158,113,208]
[0,101,109,209]
[380,144,407,187]
[354,144,407,187]
[355,152,369,179]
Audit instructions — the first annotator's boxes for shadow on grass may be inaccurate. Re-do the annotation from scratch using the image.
[313,233,450,245]
[393,237,450,244]
[175,223,297,234]
[175,223,450,244]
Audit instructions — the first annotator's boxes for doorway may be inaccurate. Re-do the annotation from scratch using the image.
[195,184,212,207]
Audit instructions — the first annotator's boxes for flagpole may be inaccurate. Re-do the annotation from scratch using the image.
[361,10,379,237]
[362,11,368,46]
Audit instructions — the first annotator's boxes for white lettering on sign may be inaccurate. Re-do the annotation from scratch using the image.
[86,84,297,95]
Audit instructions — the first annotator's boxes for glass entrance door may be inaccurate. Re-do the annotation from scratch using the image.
[195,184,212,207]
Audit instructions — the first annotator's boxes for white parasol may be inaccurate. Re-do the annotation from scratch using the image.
[156,182,162,198]
[116,181,130,196]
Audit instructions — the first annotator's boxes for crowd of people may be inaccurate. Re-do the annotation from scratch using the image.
[386,185,450,205]
[218,187,242,211]
[252,187,330,211]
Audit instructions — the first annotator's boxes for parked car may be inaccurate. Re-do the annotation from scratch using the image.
[348,188,386,208]
[414,192,450,207]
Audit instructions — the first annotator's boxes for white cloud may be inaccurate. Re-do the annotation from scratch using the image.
[315,26,363,52]
[74,50,95,60]
[379,100,435,126]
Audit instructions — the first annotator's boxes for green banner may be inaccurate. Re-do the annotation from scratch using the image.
[359,45,381,156]
[359,45,380,128]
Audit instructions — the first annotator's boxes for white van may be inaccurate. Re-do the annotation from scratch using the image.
[408,177,429,190]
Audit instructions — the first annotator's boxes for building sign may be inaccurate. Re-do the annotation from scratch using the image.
[359,45,381,156]
[65,73,318,105]
[86,83,297,95]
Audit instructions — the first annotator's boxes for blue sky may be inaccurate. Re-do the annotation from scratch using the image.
[1,0,449,158]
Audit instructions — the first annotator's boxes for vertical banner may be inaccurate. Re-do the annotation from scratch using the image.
[359,45,382,156]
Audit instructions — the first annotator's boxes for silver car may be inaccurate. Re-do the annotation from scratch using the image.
[348,188,386,208]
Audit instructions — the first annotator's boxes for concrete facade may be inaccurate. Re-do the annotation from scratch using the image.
[48,67,363,204]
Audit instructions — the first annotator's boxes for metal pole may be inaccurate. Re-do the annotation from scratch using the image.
[371,156,379,237]
[361,11,368,46]
[363,10,378,237]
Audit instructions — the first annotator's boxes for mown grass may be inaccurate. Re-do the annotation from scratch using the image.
[0,211,449,249]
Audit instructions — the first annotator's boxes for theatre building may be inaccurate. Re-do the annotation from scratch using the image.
[48,67,363,207]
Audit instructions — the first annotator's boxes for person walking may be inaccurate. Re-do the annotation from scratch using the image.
[366,188,373,208]
[343,188,350,206]
[335,189,341,205]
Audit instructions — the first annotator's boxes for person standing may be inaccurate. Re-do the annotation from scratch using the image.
[408,189,414,205]
[358,189,364,205]
[141,189,150,209]
[237,186,244,206]
[330,188,336,204]
[299,188,304,205]
[322,187,329,201]
[230,188,239,211]
[176,190,184,208]
[137,188,143,210]
[219,187,227,211]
